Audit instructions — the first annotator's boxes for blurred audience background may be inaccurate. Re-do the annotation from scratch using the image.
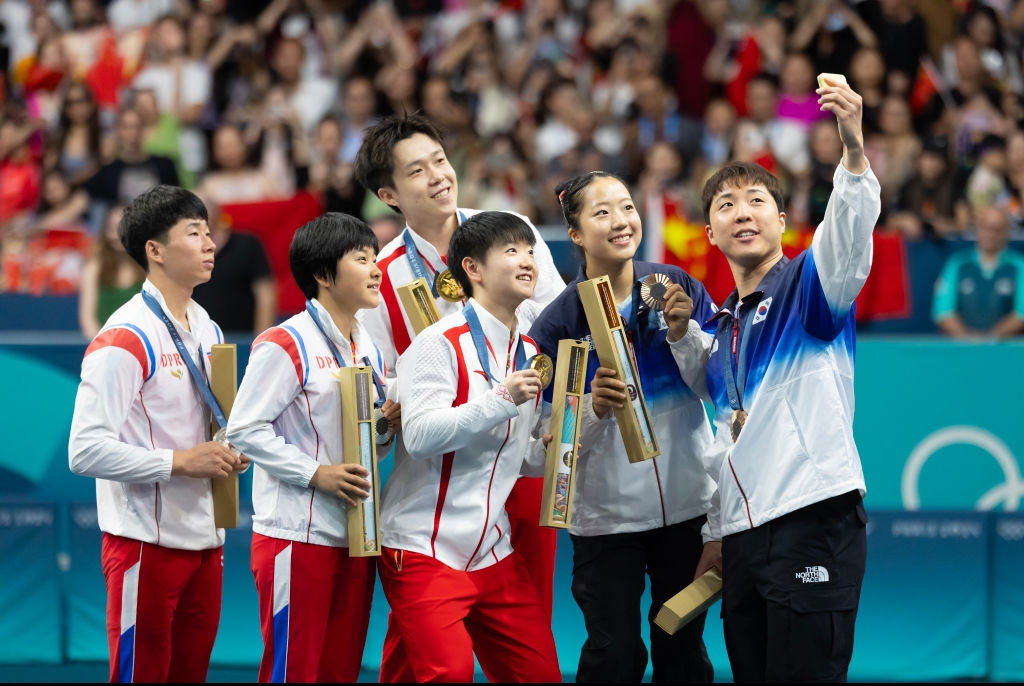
[1,0,1022,339]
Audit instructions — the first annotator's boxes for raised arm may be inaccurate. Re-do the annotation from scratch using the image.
[807,76,881,327]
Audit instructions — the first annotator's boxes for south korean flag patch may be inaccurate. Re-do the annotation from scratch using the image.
[752,297,772,325]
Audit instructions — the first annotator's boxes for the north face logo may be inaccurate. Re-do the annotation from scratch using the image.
[795,565,830,583]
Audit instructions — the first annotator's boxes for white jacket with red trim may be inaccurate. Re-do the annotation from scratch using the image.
[68,280,226,551]
[381,301,547,572]
[355,208,566,377]
[225,299,388,548]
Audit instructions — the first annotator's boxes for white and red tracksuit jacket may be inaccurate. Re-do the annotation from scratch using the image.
[356,208,565,377]
[381,301,547,572]
[68,280,226,551]
[226,299,388,548]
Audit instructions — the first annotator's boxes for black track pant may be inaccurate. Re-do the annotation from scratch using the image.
[570,516,715,683]
[721,490,868,683]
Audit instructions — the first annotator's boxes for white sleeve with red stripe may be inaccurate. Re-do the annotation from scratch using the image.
[397,325,519,460]
[68,327,173,483]
[226,327,319,488]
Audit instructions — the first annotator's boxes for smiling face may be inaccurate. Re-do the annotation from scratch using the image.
[148,216,216,289]
[705,180,786,270]
[378,132,458,227]
[318,246,382,315]
[467,240,537,311]
[569,176,642,272]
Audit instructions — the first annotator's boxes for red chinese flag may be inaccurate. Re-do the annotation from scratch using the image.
[856,232,910,322]
[910,57,942,115]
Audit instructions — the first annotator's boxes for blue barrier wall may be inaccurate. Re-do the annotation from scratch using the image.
[1,336,1022,681]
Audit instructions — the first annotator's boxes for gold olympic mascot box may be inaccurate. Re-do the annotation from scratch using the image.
[338,366,382,557]
[576,275,660,463]
[210,343,239,528]
[540,339,589,528]
[654,569,723,635]
[397,277,441,335]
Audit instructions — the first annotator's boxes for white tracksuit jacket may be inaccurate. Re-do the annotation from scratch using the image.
[226,299,388,548]
[698,163,882,540]
[381,301,547,571]
[68,280,226,551]
[356,208,565,377]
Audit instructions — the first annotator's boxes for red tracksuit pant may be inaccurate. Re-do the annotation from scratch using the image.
[505,476,558,623]
[250,533,375,683]
[101,533,222,683]
[377,546,561,683]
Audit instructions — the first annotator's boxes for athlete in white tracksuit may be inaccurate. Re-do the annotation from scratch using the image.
[226,213,396,683]
[68,186,245,683]
[375,211,561,683]
[353,115,566,639]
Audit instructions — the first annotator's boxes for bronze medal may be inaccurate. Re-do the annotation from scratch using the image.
[640,273,672,311]
[527,353,554,391]
[374,406,395,446]
[434,269,465,302]
[730,409,747,443]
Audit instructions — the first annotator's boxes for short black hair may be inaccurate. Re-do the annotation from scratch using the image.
[353,112,445,211]
[289,212,379,300]
[119,185,208,271]
[448,211,535,298]
[701,161,785,225]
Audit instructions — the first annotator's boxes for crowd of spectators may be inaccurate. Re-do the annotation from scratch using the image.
[1,0,1023,336]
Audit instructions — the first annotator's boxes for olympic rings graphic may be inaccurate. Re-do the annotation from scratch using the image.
[901,426,1022,511]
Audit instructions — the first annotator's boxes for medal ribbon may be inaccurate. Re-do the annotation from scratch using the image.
[462,301,526,383]
[625,280,641,332]
[402,231,439,297]
[617,277,646,378]
[401,211,466,298]
[721,303,754,412]
[141,290,227,429]
[305,300,385,407]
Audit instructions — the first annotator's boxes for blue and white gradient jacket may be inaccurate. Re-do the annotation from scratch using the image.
[700,163,881,541]
[529,261,718,536]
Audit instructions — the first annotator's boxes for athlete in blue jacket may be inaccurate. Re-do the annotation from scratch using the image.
[688,76,881,682]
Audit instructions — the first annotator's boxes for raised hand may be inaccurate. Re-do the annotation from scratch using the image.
[817,76,866,174]
[503,369,543,405]
[664,283,695,343]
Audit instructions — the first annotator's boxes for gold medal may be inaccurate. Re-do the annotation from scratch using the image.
[434,269,465,302]
[640,273,672,311]
[527,353,554,391]
[730,409,747,443]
